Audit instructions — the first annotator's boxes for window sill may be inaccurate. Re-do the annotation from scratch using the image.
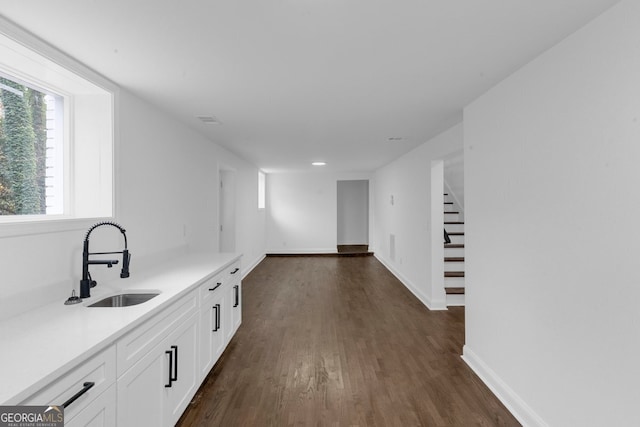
[0,216,114,239]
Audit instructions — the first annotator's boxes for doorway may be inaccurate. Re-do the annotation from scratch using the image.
[337,180,369,253]
[219,169,236,252]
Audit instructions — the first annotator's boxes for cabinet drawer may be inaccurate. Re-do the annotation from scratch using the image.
[224,261,241,285]
[117,291,198,377]
[200,261,240,304]
[20,345,116,421]
[199,273,224,306]
[65,383,116,427]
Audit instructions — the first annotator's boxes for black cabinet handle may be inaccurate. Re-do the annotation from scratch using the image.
[230,268,239,275]
[212,304,220,332]
[209,282,222,291]
[217,304,221,330]
[233,285,239,307]
[62,381,95,408]
[171,345,178,382]
[165,350,173,387]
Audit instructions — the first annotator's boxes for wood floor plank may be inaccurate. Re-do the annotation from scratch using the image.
[177,256,520,427]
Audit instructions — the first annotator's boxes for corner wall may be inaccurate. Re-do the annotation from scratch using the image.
[463,2,640,425]
[266,172,372,253]
[373,124,463,309]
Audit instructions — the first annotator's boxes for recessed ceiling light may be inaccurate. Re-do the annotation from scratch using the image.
[387,137,403,141]
[197,115,221,125]
[312,162,326,166]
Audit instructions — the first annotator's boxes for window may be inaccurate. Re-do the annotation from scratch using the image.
[0,74,64,215]
[0,16,115,233]
[258,171,265,209]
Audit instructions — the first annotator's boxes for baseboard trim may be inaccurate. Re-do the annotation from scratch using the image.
[267,252,373,257]
[462,346,548,427]
[265,247,335,255]
[374,254,447,311]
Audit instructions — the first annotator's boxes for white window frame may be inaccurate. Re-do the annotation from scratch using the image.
[0,16,117,238]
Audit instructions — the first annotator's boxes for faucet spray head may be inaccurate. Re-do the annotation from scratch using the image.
[121,249,131,278]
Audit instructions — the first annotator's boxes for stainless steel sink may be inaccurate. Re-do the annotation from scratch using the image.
[87,293,159,307]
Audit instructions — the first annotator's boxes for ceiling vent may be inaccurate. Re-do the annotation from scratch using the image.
[197,115,221,125]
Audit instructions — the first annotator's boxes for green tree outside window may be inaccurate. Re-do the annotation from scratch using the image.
[0,77,48,215]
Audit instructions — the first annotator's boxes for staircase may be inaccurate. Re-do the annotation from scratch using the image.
[444,193,465,306]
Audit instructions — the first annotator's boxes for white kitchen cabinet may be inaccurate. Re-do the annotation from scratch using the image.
[199,261,243,381]
[20,345,116,426]
[117,289,200,427]
[116,337,166,427]
[164,312,199,424]
[65,383,116,427]
[199,277,226,378]
[225,262,242,342]
[117,312,198,427]
[228,281,242,339]
[117,291,198,377]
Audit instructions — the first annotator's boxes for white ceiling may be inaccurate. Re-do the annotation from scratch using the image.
[0,0,620,173]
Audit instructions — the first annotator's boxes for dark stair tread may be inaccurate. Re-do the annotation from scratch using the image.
[445,271,465,278]
[445,244,464,248]
[447,232,464,236]
[445,257,464,262]
[444,221,464,225]
[444,202,454,204]
[444,211,460,214]
[445,287,465,295]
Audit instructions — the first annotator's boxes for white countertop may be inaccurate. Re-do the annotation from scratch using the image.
[0,251,241,404]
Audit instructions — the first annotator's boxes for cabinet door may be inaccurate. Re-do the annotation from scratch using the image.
[65,384,116,427]
[164,313,199,426]
[224,283,235,342]
[199,289,226,378]
[229,281,242,337]
[117,292,198,377]
[116,344,168,427]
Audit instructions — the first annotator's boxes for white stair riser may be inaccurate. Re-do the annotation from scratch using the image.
[444,276,465,287]
[446,234,464,245]
[446,293,465,306]
[444,203,456,212]
[444,247,465,258]
[444,223,464,233]
[444,261,465,271]
[444,212,460,222]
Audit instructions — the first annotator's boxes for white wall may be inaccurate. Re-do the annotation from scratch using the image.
[266,171,372,253]
[463,2,640,426]
[117,91,266,267]
[373,124,463,309]
[337,180,369,245]
[0,88,266,320]
[218,169,237,253]
[232,165,267,271]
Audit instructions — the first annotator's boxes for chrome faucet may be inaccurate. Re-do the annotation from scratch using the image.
[79,221,131,298]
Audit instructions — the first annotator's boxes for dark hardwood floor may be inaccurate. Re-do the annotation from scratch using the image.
[177,256,520,426]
